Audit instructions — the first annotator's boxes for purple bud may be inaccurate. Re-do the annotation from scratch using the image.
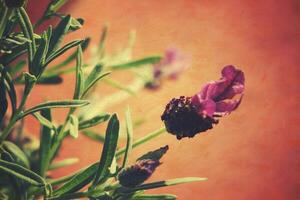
[118,159,160,188]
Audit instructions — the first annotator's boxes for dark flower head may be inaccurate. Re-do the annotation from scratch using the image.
[161,96,218,139]
[118,159,160,188]
[4,0,25,8]
[161,65,245,139]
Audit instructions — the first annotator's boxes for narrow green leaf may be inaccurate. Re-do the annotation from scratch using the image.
[69,17,84,32]
[82,64,110,97]
[45,39,82,66]
[19,100,89,119]
[0,72,8,124]
[73,46,84,99]
[92,114,120,186]
[122,107,133,169]
[44,0,69,18]
[0,159,46,186]
[109,56,162,70]
[16,8,36,68]
[78,114,110,130]
[68,115,79,138]
[46,37,90,73]
[103,78,135,95]
[116,127,166,158]
[133,194,177,200]
[38,109,54,177]
[2,68,17,114]
[47,15,71,55]
[23,72,37,97]
[2,141,29,168]
[49,158,79,170]
[82,130,105,143]
[53,162,99,195]
[97,25,108,56]
[118,177,207,193]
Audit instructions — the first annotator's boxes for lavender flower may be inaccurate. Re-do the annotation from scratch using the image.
[118,159,160,188]
[161,65,245,139]
[146,47,191,89]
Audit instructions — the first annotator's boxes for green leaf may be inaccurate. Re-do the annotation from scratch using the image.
[103,78,135,95]
[116,127,166,158]
[121,107,133,169]
[23,72,37,97]
[2,141,29,168]
[92,114,120,186]
[2,68,17,115]
[49,158,79,170]
[47,15,71,55]
[31,28,51,76]
[82,130,105,143]
[19,100,89,119]
[78,114,110,130]
[133,194,177,200]
[109,56,162,70]
[50,38,91,76]
[68,115,79,138]
[44,0,69,18]
[137,145,169,162]
[97,25,108,56]
[53,162,99,195]
[0,159,46,186]
[69,17,84,32]
[0,72,8,124]
[118,177,207,193]
[82,64,110,97]
[45,39,82,66]
[73,46,84,99]
[16,8,36,69]
[37,109,54,177]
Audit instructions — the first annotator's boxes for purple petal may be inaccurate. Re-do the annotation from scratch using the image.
[191,95,216,117]
[215,95,243,114]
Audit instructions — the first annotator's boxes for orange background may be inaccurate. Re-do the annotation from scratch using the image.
[26,0,300,199]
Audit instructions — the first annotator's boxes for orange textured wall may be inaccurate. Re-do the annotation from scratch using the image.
[26,0,300,199]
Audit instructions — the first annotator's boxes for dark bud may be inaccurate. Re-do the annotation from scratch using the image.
[118,159,160,188]
[161,96,218,139]
[4,0,25,8]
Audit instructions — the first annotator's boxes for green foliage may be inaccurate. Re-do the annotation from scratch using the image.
[0,1,206,199]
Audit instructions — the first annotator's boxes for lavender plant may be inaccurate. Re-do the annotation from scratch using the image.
[0,0,245,199]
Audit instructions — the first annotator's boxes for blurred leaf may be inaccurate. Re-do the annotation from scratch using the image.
[118,177,207,193]
[73,46,84,99]
[37,109,54,177]
[78,114,110,130]
[20,100,89,118]
[82,64,111,97]
[45,39,83,66]
[9,60,26,76]
[116,127,166,158]
[36,76,63,84]
[2,141,29,168]
[82,130,105,143]
[97,25,108,56]
[137,145,169,161]
[47,15,71,55]
[133,194,177,200]
[0,159,46,186]
[103,78,135,95]
[109,56,161,70]
[92,114,120,186]
[49,158,79,170]
[68,115,79,138]
[121,107,133,169]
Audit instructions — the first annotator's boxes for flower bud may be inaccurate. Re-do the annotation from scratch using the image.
[161,96,218,139]
[118,159,160,188]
